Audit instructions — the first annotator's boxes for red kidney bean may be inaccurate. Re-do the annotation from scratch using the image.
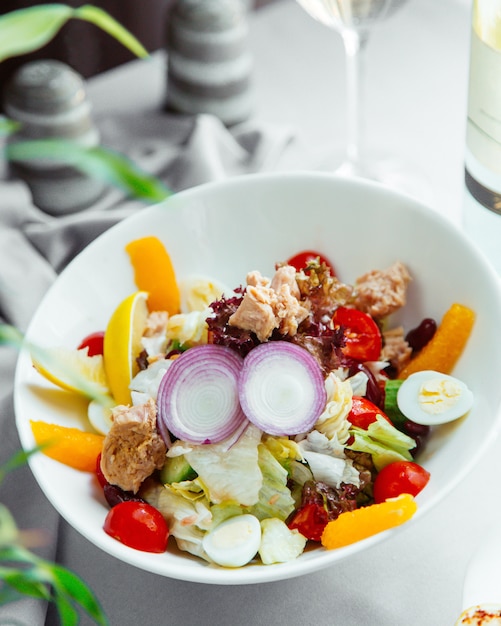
[405,318,437,352]
[104,484,145,508]
[404,419,431,458]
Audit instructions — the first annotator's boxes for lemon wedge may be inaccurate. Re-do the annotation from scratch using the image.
[103,290,149,406]
[31,346,109,400]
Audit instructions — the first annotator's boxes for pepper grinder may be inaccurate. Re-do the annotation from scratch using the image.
[166,0,253,126]
[3,59,105,215]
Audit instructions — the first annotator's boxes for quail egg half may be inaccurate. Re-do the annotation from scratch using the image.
[397,370,474,426]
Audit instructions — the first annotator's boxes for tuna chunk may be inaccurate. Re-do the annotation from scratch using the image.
[229,285,278,341]
[246,270,270,288]
[270,265,301,299]
[144,311,168,337]
[229,267,309,342]
[381,326,412,371]
[100,398,166,493]
[353,261,411,319]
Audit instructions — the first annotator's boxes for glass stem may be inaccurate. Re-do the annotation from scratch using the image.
[341,28,370,173]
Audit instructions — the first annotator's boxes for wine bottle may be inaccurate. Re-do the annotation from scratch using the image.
[463,0,501,274]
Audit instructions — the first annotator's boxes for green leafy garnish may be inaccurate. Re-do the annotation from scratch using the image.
[5,140,171,203]
[0,3,148,63]
[0,323,114,407]
[0,117,21,138]
[0,456,109,625]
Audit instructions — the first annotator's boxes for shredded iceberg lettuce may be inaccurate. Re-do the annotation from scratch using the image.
[248,445,296,521]
[130,358,172,404]
[184,424,263,506]
[315,373,352,442]
[166,310,209,347]
[152,484,212,561]
[298,430,360,488]
[261,434,304,466]
[258,518,307,565]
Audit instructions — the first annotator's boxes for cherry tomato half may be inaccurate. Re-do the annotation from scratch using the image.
[78,331,105,357]
[373,460,430,504]
[348,396,392,431]
[287,250,336,275]
[103,501,169,553]
[332,307,382,362]
[287,502,329,542]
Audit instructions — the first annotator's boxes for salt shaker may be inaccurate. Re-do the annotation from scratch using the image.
[166,0,253,126]
[3,59,105,215]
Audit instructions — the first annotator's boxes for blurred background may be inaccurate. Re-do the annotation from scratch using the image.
[0,0,275,107]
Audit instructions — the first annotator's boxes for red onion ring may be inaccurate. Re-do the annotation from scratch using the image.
[157,344,246,445]
[238,341,326,436]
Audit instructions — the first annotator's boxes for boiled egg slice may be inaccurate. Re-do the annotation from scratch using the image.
[202,514,261,568]
[397,370,474,426]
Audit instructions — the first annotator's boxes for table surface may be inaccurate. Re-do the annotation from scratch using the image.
[5,1,500,625]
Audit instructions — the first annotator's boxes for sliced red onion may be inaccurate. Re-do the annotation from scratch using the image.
[238,342,326,436]
[157,344,246,445]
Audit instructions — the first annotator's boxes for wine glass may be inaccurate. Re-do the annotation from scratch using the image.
[296,0,428,199]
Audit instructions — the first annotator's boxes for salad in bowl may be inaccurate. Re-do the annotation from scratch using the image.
[14,173,501,584]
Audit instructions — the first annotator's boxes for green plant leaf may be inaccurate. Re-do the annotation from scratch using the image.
[0,451,109,625]
[0,116,21,137]
[0,584,34,605]
[6,140,171,203]
[0,323,113,407]
[0,567,51,600]
[74,5,149,58]
[0,4,149,63]
[50,564,109,626]
[0,505,19,548]
[0,4,72,62]
[0,544,39,565]
[53,593,80,626]
[0,546,109,625]
[0,447,42,484]
[0,323,24,349]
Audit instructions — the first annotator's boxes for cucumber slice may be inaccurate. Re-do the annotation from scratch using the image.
[160,455,197,484]
[384,379,407,432]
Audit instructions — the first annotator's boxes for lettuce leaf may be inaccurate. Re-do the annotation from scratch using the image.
[248,445,296,522]
[184,424,263,506]
[346,415,416,471]
[144,482,212,561]
[258,518,306,564]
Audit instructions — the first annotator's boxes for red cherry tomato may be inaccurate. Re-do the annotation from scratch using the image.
[348,396,392,430]
[287,502,329,542]
[373,461,430,504]
[78,331,105,356]
[287,250,336,275]
[332,307,382,362]
[103,501,169,553]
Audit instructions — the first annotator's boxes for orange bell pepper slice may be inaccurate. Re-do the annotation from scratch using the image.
[398,303,475,379]
[125,235,180,314]
[31,420,104,473]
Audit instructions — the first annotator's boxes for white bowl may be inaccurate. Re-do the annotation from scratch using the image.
[14,172,501,585]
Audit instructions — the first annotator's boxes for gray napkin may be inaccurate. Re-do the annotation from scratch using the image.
[0,111,294,625]
[10,112,295,279]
